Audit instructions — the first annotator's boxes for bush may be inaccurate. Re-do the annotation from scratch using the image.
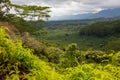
[66,64,120,80]
[21,32,49,62]
[21,32,44,53]
[60,43,82,68]
[112,52,120,66]
[85,50,112,63]
[44,47,63,63]
[66,64,94,80]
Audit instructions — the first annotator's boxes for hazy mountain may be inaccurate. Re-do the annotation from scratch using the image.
[50,14,93,20]
[50,8,120,20]
[89,8,120,18]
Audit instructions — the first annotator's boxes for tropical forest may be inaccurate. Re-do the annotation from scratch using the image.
[0,0,120,80]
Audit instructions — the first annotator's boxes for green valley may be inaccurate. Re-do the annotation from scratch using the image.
[0,0,120,80]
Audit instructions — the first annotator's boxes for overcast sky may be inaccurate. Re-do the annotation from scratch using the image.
[11,0,120,18]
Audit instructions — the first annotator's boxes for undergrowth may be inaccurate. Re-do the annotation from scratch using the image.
[0,26,120,80]
[0,26,63,80]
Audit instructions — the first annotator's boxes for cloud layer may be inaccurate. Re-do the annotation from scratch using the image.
[11,0,120,18]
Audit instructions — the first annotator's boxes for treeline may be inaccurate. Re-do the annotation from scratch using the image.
[79,20,120,37]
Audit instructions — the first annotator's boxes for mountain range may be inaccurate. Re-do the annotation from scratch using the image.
[50,8,120,20]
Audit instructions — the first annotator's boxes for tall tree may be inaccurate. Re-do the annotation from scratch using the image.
[0,0,11,20]
[0,0,51,21]
[12,4,51,21]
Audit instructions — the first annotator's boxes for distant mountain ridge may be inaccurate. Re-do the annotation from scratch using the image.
[50,8,120,20]
[90,8,120,18]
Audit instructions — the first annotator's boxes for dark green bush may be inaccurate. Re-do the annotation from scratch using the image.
[44,47,63,63]
[85,50,112,63]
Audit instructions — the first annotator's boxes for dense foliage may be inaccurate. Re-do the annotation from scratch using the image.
[0,1,120,79]
[0,0,11,20]
[0,0,50,21]
[60,43,82,68]
[0,23,120,80]
[105,39,120,51]
[0,27,63,80]
[79,20,120,37]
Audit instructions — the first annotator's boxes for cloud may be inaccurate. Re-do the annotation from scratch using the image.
[11,0,120,18]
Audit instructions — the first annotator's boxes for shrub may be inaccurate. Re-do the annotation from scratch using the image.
[21,32,48,59]
[21,32,43,52]
[60,43,82,68]
[112,52,120,66]
[85,50,112,63]
[66,64,120,80]
[44,47,63,63]
[66,64,94,80]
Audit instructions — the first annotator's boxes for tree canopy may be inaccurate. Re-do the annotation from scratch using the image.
[0,0,11,20]
[0,0,51,21]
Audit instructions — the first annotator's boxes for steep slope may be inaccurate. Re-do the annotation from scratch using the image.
[0,22,20,39]
[0,26,63,80]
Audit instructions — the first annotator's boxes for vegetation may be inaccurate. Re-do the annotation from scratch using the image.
[79,20,120,37]
[11,4,51,21]
[0,27,63,80]
[0,0,50,21]
[0,26,120,80]
[37,20,120,51]
[0,0,120,80]
[0,0,11,20]
[60,43,82,68]
[0,27,120,80]
[105,39,120,51]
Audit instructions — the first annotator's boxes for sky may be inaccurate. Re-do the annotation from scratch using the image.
[11,0,120,19]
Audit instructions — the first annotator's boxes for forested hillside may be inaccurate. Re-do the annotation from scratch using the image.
[0,0,120,80]
[37,20,120,51]
[1,24,120,80]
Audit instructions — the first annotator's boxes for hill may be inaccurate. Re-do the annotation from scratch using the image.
[89,8,120,18]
